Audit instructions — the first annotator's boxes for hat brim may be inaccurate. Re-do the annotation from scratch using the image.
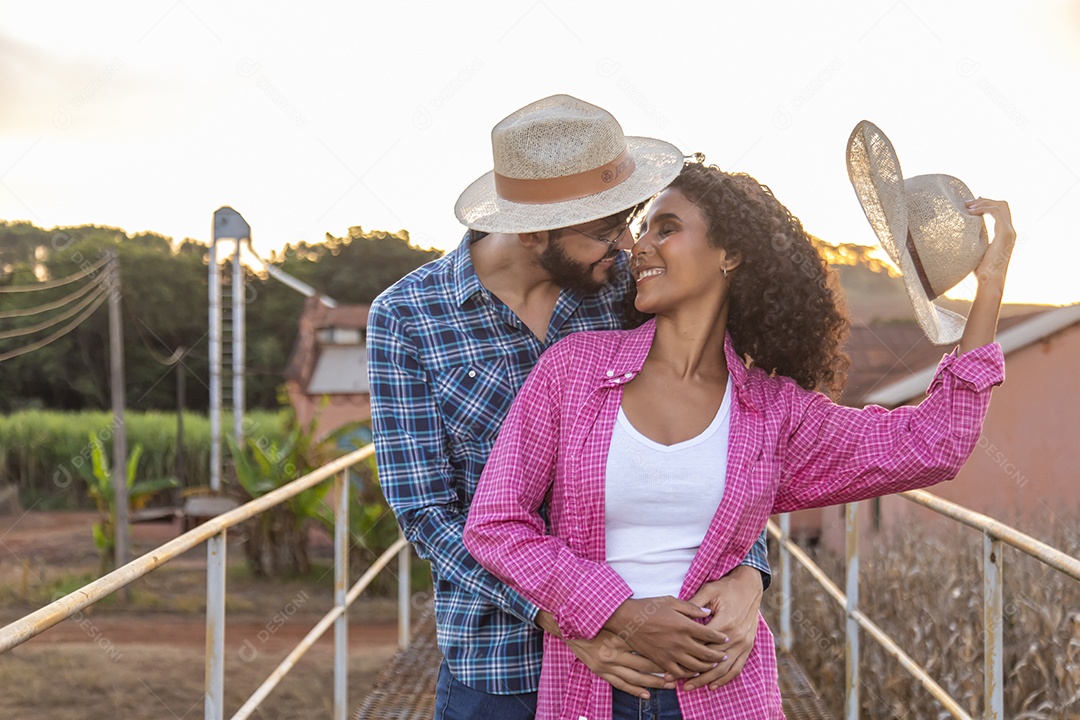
[847,120,966,345]
[846,121,907,267]
[897,250,968,345]
[454,136,684,234]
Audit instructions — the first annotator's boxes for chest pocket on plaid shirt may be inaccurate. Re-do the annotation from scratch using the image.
[432,358,516,446]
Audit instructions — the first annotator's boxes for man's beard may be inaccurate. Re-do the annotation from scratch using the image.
[537,239,616,294]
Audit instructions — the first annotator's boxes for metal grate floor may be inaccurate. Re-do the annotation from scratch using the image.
[353,610,833,719]
[351,608,440,720]
[777,653,834,719]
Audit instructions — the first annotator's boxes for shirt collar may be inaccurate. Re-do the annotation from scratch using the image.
[598,318,756,407]
[450,232,486,307]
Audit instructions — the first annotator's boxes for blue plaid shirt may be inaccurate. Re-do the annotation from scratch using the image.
[368,233,770,694]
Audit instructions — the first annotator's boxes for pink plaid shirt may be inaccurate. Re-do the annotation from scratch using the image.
[464,319,1004,720]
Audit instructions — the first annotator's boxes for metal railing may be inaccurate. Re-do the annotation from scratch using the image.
[771,490,1080,720]
[0,443,413,720]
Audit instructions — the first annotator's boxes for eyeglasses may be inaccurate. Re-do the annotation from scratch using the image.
[568,219,634,250]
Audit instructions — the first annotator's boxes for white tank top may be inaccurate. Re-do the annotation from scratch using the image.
[605,378,731,599]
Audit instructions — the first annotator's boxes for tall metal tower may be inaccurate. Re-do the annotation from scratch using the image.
[209,207,249,492]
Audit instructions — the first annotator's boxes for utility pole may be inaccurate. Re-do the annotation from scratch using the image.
[176,345,186,487]
[107,249,130,572]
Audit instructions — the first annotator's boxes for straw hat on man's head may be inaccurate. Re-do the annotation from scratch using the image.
[846,120,989,345]
[455,94,683,234]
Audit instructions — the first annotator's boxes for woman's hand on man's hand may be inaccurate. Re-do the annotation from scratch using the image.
[602,596,727,678]
[682,565,763,691]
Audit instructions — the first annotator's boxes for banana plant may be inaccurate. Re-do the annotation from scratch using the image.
[79,433,179,572]
[226,406,365,577]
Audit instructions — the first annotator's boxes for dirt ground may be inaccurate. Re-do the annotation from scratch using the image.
[0,511,411,720]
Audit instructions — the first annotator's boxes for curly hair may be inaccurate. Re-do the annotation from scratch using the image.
[651,158,850,398]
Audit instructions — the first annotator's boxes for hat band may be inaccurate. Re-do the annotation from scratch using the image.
[493,148,635,205]
[905,230,939,300]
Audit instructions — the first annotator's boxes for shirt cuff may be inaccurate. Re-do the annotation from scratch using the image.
[931,342,1005,394]
[554,564,634,640]
[739,553,773,591]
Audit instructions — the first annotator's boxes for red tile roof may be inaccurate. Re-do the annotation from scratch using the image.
[842,314,1041,407]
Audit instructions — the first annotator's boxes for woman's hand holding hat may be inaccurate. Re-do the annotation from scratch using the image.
[959,197,1016,354]
[847,120,995,345]
[965,198,1017,291]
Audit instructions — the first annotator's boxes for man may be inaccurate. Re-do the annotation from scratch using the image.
[368,95,770,719]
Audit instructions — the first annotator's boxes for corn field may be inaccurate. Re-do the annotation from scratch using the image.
[764,519,1080,719]
[0,410,285,508]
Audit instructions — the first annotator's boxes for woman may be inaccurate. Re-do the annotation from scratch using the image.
[463,158,1013,719]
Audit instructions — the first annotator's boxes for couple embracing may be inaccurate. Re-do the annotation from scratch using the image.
[369,95,1013,720]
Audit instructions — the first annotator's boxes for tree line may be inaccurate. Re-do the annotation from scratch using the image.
[0,221,440,413]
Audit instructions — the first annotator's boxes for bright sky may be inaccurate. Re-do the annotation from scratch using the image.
[1,1,1078,305]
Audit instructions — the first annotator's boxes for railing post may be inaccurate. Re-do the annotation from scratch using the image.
[205,530,227,720]
[983,532,1003,720]
[845,503,860,720]
[398,533,411,649]
[778,513,792,653]
[333,470,350,720]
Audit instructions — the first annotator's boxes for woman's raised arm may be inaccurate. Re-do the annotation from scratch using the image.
[959,198,1017,355]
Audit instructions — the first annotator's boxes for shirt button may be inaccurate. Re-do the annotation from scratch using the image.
[624,372,633,378]
[606,370,614,377]
[468,370,476,378]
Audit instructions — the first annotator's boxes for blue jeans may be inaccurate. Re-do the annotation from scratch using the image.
[612,688,683,720]
[433,660,537,720]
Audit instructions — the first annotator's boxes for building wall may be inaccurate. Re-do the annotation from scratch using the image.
[813,321,1080,556]
[285,379,371,441]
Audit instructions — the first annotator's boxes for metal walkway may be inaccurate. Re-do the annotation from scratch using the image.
[353,610,833,720]
[351,609,440,720]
